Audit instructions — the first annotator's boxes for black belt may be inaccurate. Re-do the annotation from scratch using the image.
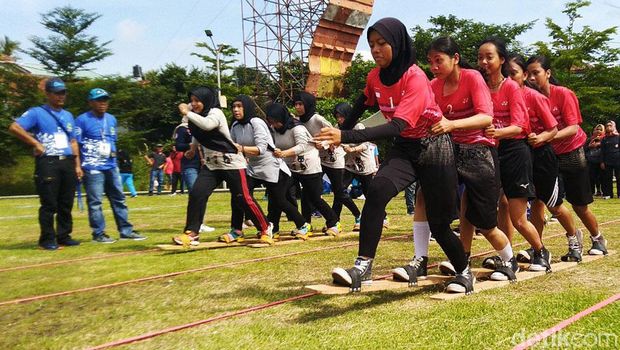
[39,155,75,160]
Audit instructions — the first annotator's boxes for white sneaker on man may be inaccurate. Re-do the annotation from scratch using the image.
[200,224,215,233]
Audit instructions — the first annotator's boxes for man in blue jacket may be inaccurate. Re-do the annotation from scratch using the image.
[8,77,82,250]
[75,88,146,243]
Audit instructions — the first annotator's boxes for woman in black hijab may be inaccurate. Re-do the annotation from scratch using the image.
[315,18,472,294]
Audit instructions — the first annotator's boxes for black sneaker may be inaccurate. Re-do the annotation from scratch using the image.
[482,255,503,269]
[92,234,116,244]
[332,257,373,292]
[516,247,535,264]
[58,237,80,246]
[490,257,519,282]
[529,247,552,272]
[561,229,583,262]
[588,235,608,256]
[39,241,60,250]
[120,231,147,241]
[392,256,428,286]
[445,266,476,294]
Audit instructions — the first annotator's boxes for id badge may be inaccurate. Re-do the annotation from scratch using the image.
[99,142,111,157]
[54,132,68,149]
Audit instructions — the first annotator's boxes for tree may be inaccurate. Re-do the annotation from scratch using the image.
[342,54,375,98]
[532,0,620,127]
[0,36,20,61]
[26,6,112,80]
[411,15,536,69]
[191,42,239,84]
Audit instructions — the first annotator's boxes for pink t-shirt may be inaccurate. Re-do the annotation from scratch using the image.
[364,65,442,139]
[522,86,557,149]
[547,85,587,155]
[164,157,174,175]
[491,78,529,140]
[431,69,494,146]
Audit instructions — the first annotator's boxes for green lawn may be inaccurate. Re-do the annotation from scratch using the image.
[0,193,618,349]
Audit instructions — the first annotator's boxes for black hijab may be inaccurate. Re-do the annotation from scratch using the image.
[232,94,256,125]
[333,102,352,128]
[188,87,219,116]
[293,91,316,123]
[266,103,299,134]
[367,17,416,86]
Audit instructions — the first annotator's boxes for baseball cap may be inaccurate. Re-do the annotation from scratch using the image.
[88,88,110,101]
[45,77,67,93]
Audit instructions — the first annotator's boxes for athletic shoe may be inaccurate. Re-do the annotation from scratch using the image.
[445,266,476,294]
[332,256,373,291]
[602,196,611,200]
[258,223,274,245]
[482,255,503,270]
[219,229,245,243]
[357,194,366,200]
[517,247,535,264]
[383,217,389,229]
[392,256,428,285]
[588,234,608,256]
[353,216,361,232]
[169,192,177,196]
[438,260,456,276]
[311,211,322,218]
[172,231,200,246]
[57,236,80,246]
[325,222,342,237]
[244,219,254,227]
[92,234,116,244]
[199,224,215,233]
[561,229,583,262]
[529,247,552,272]
[120,231,147,241]
[39,241,60,250]
[295,223,313,240]
[490,257,519,281]
[429,233,436,242]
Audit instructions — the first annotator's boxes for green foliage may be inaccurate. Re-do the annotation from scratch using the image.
[0,35,20,58]
[26,6,112,80]
[0,67,45,164]
[411,14,536,67]
[532,0,620,125]
[342,54,375,99]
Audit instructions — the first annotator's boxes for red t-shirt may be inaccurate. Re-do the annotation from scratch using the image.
[490,78,529,140]
[522,86,557,148]
[364,65,442,139]
[547,85,587,155]
[171,151,184,173]
[431,69,494,146]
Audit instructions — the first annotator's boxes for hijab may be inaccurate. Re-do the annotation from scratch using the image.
[333,102,352,128]
[266,103,299,134]
[367,17,416,86]
[231,94,257,125]
[293,91,316,123]
[188,87,219,116]
[606,121,619,136]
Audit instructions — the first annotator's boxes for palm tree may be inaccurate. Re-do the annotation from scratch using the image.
[0,35,21,61]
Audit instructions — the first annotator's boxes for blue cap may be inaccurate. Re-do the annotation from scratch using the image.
[88,88,110,101]
[45,77,66,93]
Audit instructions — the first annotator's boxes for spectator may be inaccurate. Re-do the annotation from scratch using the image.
[164,151,174,191]
[169,147,184,195]
[75,88,146,243]
[116,149,138,197]
[144,144,166,195]
[601,120,620,199]
[7,77,82,250]
[585,124,604,196]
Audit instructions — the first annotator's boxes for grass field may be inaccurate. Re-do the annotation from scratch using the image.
[0,193,618,349]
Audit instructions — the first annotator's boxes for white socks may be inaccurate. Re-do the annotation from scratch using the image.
[413,221,431,257]
[498,243,514,262]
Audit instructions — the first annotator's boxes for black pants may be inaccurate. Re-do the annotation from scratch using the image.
[334,170,373,218]
[170,172,184,193]
[293,172,338,228]
[602,162,620,198]
[34,156,77,245]
[231,171,306,232]
[324,166,361,219]
[185,167,269,233]
[357,136,468,274]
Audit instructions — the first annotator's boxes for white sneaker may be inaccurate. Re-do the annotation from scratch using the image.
[200,224,215,233]
[357,194,366,200]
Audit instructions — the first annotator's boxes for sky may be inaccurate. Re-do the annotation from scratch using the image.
[1,0,619,77]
